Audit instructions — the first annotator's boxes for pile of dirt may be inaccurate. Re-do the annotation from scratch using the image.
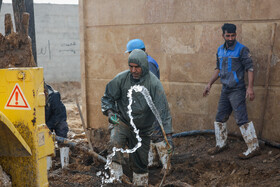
[0,13,36,68]
[48,82,280,187]
[48,132,280,186]
[50,82,81,103]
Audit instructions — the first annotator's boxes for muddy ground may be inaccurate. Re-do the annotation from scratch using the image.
[48,82,280,187]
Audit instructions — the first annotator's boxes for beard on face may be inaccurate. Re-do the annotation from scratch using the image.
[226,39,235,47]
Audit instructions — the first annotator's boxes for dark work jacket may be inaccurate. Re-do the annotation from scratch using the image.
[101,50,172,135]
[45,85,67,129]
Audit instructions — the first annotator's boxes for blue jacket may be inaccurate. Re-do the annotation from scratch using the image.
[148,55,160,79]
[216,41,253,89]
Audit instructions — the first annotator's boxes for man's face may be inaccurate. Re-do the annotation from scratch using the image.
[129,63,142,79]
[223,31,236,47]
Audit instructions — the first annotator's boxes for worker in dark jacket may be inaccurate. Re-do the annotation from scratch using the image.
[44,83,69,138]
[101,49,172,186]
[125,39,173,174]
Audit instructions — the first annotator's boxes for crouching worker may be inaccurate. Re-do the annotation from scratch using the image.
[44,83,69,138]
[101,49,172,186]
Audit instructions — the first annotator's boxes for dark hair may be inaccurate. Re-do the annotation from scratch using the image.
[222,23,236,34]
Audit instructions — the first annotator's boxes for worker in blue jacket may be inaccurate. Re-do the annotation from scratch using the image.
[44,83,69,138]
[203,23,260,159]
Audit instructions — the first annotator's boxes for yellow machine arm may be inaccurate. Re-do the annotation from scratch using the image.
[0,111,31,156]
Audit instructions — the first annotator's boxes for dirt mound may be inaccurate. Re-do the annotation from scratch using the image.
[48,81,81,103]
[0,13,36,68]
[49,130,280,186]
[48,82,280,187]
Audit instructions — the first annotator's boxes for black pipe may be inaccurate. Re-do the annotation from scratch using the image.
[172,129,280,149]
[172,130,215,138]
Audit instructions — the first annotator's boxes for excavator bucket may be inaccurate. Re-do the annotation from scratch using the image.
[0,111,31,157]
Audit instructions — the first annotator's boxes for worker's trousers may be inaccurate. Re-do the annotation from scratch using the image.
[109,123,151,174]
[215,86,248,126]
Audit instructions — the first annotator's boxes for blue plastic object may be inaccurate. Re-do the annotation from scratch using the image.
[125,39,145,53]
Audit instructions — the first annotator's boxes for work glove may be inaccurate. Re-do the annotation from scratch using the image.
[107,110,120,125]
[166,134,174,154]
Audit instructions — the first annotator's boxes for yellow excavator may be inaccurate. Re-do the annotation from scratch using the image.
[0,1,55,186]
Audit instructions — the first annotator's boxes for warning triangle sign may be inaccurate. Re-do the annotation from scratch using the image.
[5,83,31,110]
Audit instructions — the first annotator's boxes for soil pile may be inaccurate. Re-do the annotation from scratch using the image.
[0,13,36,68]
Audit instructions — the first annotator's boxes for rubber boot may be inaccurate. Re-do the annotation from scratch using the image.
[238,121,261,159]
[110,162,123,183]
[133,172,148,186]
[0,165,11,187]
[208,121,229,155]
[148,141,160,167]
[155,141,171,175]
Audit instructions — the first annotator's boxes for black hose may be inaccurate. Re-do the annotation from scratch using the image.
[172,129,280,149]
[172,130,215,138]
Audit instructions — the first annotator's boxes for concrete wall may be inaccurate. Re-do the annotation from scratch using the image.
[0,3,80,82]
[80,0,280,142]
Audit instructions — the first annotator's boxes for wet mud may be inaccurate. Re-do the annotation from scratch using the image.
[48,82,280,187]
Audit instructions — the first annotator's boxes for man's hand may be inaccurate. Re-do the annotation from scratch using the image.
[107,110,120,124]
[246,87,255,101]
[203,84,211,97]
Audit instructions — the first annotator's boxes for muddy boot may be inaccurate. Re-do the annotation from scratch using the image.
[208,121,228,155]
[133,172,148,186]
[155,141,172,175]
[110,162,123,183]
[148,141,160,167]
[238,122,261,159]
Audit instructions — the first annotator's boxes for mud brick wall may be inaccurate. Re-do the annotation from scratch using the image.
[80,0,280,143]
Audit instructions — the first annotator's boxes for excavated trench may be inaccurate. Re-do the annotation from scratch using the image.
[46,92,280,186]
[46,83,280,187]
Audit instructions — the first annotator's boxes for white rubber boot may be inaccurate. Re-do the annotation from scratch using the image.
[0,165,11,187]
[133,172,148,186]
[110,162,123,183]
[239,121,261,159]
[148,141,160,167]
[60,147,69,168]
[208,121,228,155]
[155,141,171,174]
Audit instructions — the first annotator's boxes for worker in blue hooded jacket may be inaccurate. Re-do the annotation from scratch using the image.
[101,49,172,185]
